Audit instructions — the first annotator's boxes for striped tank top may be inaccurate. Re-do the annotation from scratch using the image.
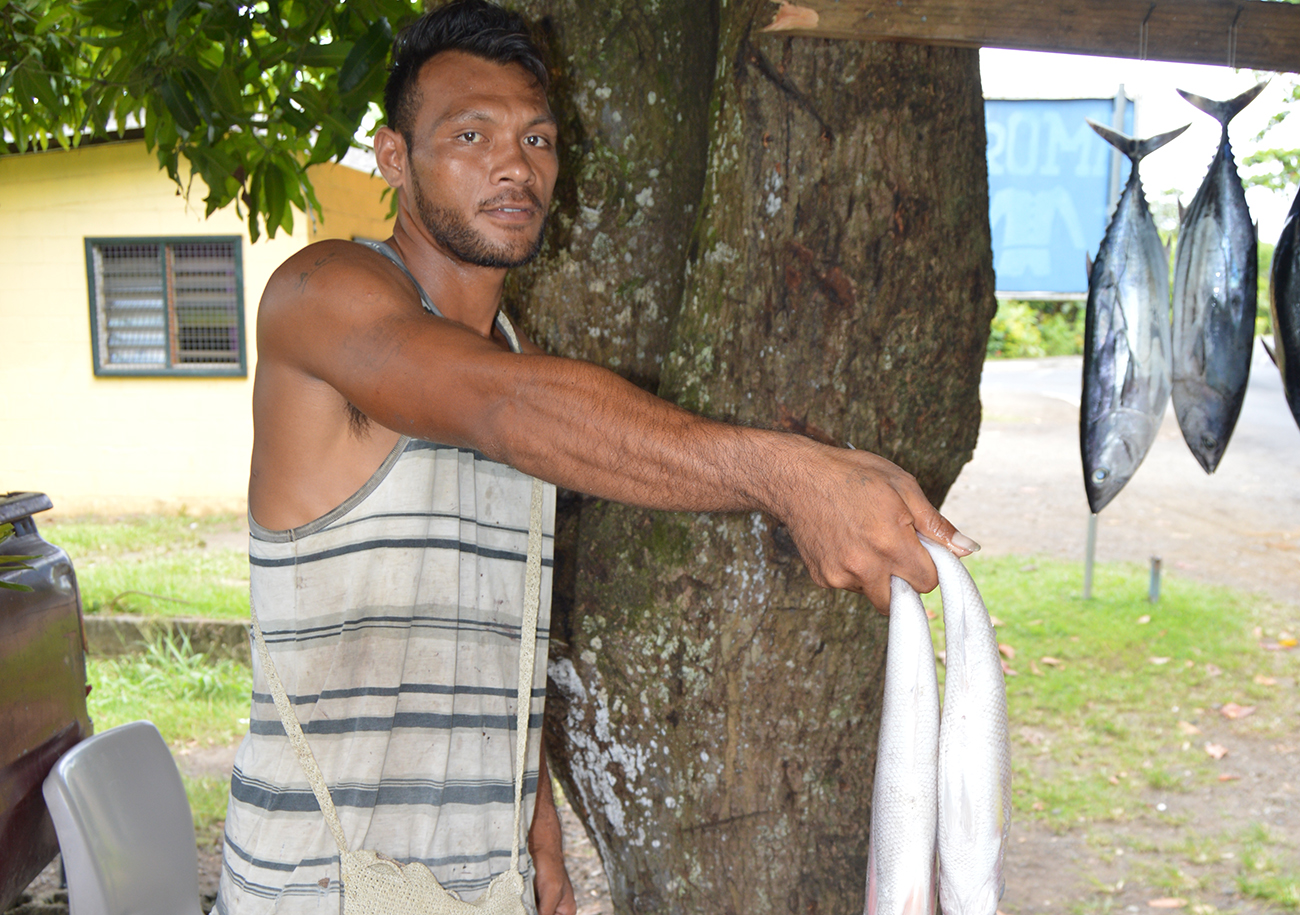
[216,242,556,915]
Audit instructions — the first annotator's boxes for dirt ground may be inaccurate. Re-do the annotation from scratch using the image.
[14,355,1298,915]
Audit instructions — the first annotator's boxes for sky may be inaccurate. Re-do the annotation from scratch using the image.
[980,48,1300,242]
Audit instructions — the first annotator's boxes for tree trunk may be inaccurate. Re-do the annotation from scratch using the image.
[514,3,996,912]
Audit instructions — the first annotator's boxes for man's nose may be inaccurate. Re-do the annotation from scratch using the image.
[491,139,535,184]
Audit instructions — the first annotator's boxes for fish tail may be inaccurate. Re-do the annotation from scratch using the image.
[1177,81,1267,128]
[1086,120,1189,163]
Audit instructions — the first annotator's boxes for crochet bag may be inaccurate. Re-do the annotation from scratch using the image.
[250,478,545,915]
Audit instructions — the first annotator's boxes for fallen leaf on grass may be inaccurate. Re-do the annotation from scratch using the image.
[1000,659,1018,677]
[1203,663,1222,676]
[1040,656,1063,667]
[1280,637,1298,648]
[1219,703,1256,720]
[925,608,937,620]
[989,615,1004,627]
[1108,775,1120,785]
[1150,656,1172,665]
[1137,614,1151,624]
[1254,674,1277,686]
[1218,773,1241,782]
[1030,661,1043,676]
[1205,743,1228,759]
[1147,898,1188,909]
[998,643,1016,659]
[1178,721,1202,735]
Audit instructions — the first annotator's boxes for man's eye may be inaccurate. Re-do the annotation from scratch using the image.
[458,131,480,142]
[525,135,552,148]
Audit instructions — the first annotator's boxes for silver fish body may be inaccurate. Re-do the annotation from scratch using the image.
[1081,122,1186,513]
[865,577,941,915]
[930,540,1011,915]
[1270,186,1300,430]
[1172,83,1265,473]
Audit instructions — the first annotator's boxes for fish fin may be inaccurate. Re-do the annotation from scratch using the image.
[1087,119,1137,157]
[1135,124,1190,160]
[1085,253,1093,279]
[1263,337,1277,366]
[1176,81,1268,127]
[1088,119,1188,163]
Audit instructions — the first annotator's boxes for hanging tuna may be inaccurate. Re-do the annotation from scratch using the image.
[1170,83,1267,473]
[1080,121,1187,514]
[1268,186,1300,430]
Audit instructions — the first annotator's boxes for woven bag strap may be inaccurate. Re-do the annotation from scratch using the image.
[249,475,545,875]
[249,598,351,852]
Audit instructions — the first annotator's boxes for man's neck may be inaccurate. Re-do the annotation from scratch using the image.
[386,219,508,339]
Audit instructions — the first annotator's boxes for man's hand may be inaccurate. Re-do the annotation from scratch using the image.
[765,440,978,612]
[529,737,577,915]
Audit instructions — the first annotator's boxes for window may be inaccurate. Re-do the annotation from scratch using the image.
[86,238,246,376]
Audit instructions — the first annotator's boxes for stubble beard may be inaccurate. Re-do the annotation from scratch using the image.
[411,173,546,269]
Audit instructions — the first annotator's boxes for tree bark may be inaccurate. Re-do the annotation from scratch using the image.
[516,2,996,912]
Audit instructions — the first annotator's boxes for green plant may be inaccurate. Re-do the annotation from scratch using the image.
[86,632,251,746]
[987,299,1085,359]
[0,521,36,591]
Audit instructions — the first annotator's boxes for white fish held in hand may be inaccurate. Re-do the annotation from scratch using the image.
[928,538,1011,915]
[865,576,940,915]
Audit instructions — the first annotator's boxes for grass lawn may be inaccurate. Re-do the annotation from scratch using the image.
[45,514,249,619]
[925,555,1300,909]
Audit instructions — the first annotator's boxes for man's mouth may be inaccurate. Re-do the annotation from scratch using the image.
[481,193,543,219]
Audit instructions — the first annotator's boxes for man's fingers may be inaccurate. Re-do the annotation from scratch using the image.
[900,488,980,558]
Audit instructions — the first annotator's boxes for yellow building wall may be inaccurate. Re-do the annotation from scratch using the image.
[0,140,392,515]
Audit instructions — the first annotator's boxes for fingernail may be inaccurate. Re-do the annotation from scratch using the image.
[951,531,981,553]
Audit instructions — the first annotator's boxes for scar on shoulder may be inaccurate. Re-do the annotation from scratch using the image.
[296,251,339,292]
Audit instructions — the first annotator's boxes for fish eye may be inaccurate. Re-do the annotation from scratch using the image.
[1092,468,1108,482]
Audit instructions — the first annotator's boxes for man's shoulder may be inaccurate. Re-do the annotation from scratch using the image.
[264,238,412,311]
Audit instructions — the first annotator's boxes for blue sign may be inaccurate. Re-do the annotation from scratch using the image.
[985,98,1133,297]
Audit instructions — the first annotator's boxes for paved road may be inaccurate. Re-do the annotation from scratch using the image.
[941,340,1300,607]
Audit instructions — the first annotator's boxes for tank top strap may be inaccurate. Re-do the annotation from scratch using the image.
[358,240,523,354]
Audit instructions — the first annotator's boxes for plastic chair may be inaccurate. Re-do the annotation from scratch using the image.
[42,720,206,915]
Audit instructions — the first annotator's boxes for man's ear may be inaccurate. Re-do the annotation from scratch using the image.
[374,126,408,190]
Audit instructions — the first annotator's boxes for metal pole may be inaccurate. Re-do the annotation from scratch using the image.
[1148,556,1162,603]
[1083,513,1098,599]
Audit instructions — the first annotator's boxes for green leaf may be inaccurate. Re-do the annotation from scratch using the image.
[157,75,201,133]
[337,17,389,95]
[165,0,199,40]
[262,161,287,239]
[297,40,352,69]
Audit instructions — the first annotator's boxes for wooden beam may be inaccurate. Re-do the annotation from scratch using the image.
[762,0,1300,73]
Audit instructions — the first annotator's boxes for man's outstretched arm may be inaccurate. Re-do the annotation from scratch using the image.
[258,242,976,608]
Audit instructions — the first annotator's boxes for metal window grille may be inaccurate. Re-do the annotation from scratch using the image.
[88,239,244,375]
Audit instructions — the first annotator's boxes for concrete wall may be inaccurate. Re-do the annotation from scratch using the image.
[0,141,392,515]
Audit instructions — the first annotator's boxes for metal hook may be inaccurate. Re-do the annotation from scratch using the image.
[1228,5,1244,70]
[1139,3,1155,62]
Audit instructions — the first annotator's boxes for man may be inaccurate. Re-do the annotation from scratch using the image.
[218,2,977,914]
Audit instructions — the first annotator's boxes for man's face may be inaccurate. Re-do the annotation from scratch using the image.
[403,50,558,269]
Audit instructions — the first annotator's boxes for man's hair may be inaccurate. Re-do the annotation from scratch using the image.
[384,0,549,143]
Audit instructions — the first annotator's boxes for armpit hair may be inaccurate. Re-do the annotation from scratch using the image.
[346,402,371,438]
